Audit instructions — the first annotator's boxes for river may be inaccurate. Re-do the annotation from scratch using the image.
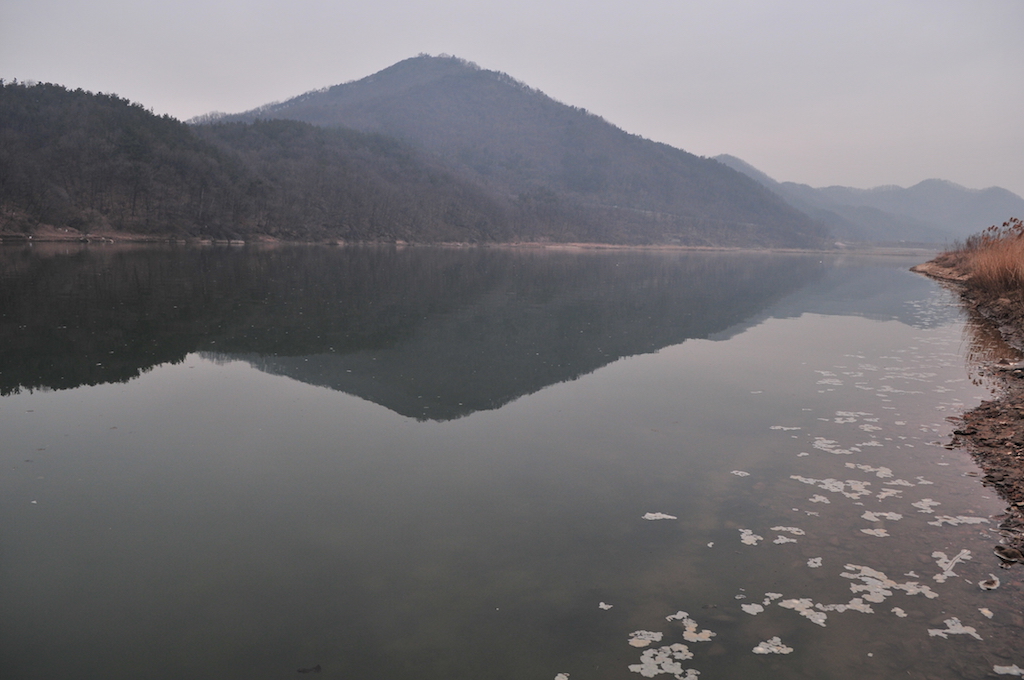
[1,244,1021,679]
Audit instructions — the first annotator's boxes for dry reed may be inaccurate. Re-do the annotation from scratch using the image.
[941,217,1024,297]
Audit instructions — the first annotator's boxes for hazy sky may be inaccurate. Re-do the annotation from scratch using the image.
[3,0,1022,196]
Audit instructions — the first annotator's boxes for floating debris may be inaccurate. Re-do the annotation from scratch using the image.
[763,592,783,605]
[706,542,714,548]
[627,643,697,678]
[771,526,805,535]
[861,511,902,522]
[809,494,830,504]
[741,603,764,615]
[599,602,614,610]
[911,498,941,513]
[841,564,938,602]
[774,535,798,544]
[811,438,857,455]
[555,674,570,680]
[979,574,1001,590]
[860,528,889,537]
[777,595,874,627]
[791,475,872,499]
[994,665,1024,676]
[739,529,763,546]
[927,617,982,641]
[980,608,994,619]
[643,512,677,521]
[807,557,823,568]
[628,630,664,648]
[932,550,971,583]
[730,470,751,477]
[876,488,903,500]
[665,612,716,642]
[770,426,802,431]
[834,411,872,423]
[752,636,794,655]
[885,479,916,487]
[928,515,989,527]
[817,598,873,614]
[891,607,907,618]
[846,463,893,478]
[779,598,828,626]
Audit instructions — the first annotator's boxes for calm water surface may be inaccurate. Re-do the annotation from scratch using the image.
[1,245,1021,679]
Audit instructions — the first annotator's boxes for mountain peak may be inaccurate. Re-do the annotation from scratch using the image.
[211,56,824,246]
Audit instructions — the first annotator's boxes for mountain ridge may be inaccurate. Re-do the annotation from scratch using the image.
[212,54,827,248]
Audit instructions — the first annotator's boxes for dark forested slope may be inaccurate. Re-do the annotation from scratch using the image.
[0,81,248,237]
[0,81,512,242]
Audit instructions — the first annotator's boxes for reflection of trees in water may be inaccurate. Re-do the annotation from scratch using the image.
[0,244,825,416]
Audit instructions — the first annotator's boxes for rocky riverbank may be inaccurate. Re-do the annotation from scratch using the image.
[912,259,1024,559]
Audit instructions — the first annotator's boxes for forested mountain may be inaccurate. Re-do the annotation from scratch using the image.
[715,154,1024,244]
[0,81,510,242]
[0,81,246,237]
[213,54,827,247]
[0,74,824,246]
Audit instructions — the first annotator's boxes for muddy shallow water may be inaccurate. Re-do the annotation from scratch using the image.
[1,246,1021,679]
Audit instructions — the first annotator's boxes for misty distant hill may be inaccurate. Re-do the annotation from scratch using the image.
[715,154,1024,244]
[214,55,826,248]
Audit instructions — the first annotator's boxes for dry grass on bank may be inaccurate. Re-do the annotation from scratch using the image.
[937,217,1024,297]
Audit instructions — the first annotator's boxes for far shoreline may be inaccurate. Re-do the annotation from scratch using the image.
[0,225,941,257]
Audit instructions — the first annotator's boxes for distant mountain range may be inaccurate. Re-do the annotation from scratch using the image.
[715,154,1024,244]
[3,54,1020,246]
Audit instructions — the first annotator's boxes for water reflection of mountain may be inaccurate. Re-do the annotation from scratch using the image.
[708,253,957,342]
[1,244,826,419]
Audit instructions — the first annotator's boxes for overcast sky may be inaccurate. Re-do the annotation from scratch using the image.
[3,0,1022,196]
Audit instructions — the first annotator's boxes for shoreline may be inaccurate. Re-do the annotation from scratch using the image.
[0,226,937,257]
[912,259,1024,555]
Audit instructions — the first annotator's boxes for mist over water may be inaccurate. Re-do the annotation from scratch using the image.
[1,245,1020,679]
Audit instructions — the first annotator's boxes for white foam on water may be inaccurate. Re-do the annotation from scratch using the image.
[628,630,663,648]
[932,550,971,583]
[752,636,793,655]
[739,529,763,546]
[928,617,982,640]
[628,643,697,678]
